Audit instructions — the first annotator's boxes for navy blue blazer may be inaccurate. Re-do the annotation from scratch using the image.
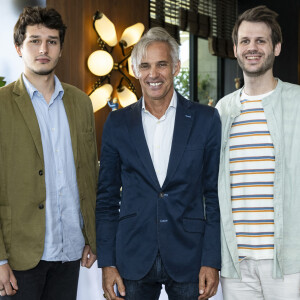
[96,92,221,283]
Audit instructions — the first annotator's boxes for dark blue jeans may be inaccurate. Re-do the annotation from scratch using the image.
[1,260,80,300]
[120,254,199,300]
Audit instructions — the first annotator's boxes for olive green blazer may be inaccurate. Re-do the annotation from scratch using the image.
[0,76,98,270]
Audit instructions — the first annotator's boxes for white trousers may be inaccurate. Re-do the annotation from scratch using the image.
[221,259,300,300]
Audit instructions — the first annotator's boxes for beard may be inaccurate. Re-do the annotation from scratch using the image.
[33,68,55,76]
[28,56,60,76]
[237,51,275,77]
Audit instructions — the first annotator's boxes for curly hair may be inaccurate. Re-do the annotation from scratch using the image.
[14,6,67,48]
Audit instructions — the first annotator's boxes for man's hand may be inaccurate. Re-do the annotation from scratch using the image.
[81,245,97,268]
[198,266,219,300]
[102,267,125,300]
[0,263,18,297]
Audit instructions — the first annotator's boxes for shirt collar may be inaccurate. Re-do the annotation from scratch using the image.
[22,73,64,102]
[142,90,177,112]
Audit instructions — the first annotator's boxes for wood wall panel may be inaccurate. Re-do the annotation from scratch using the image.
[46,0,149,157]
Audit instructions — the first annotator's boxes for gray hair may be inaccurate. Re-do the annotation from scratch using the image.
[131,27,180,77]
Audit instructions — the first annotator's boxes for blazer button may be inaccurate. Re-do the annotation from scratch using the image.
[159,192,164,198]
[39,204,44,209]
[39,170,43,176]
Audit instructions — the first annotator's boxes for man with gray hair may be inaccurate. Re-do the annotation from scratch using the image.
[96,27,221,300]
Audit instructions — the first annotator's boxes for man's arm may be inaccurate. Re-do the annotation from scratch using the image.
[96,113,122,266]
[0,144,17,296]
[198,109,221,298]
[201,108,221,268]
[88,94,100,186]
[80,94,99,257]
[95,113,124,297]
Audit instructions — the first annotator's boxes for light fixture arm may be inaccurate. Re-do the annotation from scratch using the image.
[117,67,137,96]
[119,41,135,57]
[117,76,137,99]
[118,51,131,65]
[96,37,110,52]
[88,74,111,96]
[117,77,125,90]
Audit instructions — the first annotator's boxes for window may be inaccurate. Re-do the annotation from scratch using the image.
[174,31,190,99]
[197,38,217,106]
[174,31,218,106]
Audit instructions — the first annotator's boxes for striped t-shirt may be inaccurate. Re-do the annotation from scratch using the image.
[230,89,275,261]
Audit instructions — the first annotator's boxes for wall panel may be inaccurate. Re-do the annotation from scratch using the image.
[47,0,149,156]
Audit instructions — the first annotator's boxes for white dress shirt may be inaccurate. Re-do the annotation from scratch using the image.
[141,91,177,187]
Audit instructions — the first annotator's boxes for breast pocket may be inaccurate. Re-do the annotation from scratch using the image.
[181,146,205,174]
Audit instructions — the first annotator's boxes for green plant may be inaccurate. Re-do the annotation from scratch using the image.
[0,77,6,87]
[198,74,213,104]
[174,68,189,99]
[174,70,214,104]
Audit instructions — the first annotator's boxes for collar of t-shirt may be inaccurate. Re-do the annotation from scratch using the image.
[241,88,275,101]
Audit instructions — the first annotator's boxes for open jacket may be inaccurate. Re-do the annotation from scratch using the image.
[0,76,98,270]
[216,79,300,278]
[96,92,221,282]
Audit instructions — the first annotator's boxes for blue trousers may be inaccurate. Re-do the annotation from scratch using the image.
[120,253,199,300]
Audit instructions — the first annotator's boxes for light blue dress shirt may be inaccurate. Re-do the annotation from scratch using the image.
[22,74,85,262]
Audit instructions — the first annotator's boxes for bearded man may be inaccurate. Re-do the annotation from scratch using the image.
[216,5,300,300]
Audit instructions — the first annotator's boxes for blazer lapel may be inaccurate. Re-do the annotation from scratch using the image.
[126,100,160,189]
[162,94,193,189]
[13,77,44,161]
[62,85,78,167]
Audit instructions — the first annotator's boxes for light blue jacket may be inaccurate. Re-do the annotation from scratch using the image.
[216,79,300,279]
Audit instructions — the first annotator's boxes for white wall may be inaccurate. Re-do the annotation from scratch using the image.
[0,0,46,85]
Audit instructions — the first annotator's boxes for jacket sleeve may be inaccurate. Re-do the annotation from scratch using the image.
[96,113,122,267]
[0,223,8,261]
[0,134,8,261]
[82,95,99,254]
[89,97,100,189]
[201,109,221,269]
